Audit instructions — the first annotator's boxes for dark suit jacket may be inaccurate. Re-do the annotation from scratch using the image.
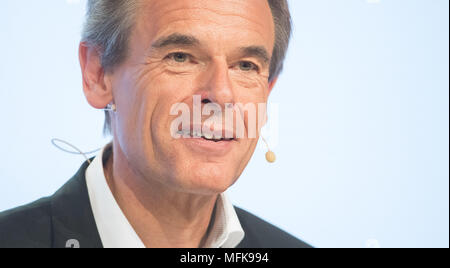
[0,159,311,248]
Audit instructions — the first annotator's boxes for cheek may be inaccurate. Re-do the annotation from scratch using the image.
[231,83,269,135]
[149,72,197,129]
[112,68,170,163]
[231,71,269,102]
[146,73,197,159]
[229,70,268,90]
[113,76,145,141]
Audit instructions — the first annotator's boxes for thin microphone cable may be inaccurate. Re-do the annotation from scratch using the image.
[51,104,114,164]
[51,138,102,164]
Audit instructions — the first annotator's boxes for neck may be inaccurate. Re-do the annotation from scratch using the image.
[102,142,218,248]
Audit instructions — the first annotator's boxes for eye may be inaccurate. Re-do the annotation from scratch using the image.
[167,52,189,63]
[239,61,259,72]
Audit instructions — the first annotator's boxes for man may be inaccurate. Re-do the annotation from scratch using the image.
[0,0,311,248]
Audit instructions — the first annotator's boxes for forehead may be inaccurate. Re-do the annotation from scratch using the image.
[136,0,275,54]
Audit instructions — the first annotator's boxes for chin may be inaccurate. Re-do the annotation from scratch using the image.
[173,165,237,195]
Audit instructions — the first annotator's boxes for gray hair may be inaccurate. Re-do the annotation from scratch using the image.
[81,0,292,137]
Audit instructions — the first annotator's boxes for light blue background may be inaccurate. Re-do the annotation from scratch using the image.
[0,0,448,248]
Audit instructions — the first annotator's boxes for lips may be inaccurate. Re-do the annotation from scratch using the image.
[176,129,235,142]
[176,124,237,141]
[175,124,237,156]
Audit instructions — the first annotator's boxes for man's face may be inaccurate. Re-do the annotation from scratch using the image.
[109,0,276,195]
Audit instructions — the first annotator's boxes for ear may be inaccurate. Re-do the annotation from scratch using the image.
[268,76,278,96]
[79,42,113,109]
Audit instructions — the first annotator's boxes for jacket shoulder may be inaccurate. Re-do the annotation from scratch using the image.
[0,197,53,248]
[234,206,312,248]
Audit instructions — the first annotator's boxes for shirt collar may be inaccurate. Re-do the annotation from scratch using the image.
[85,144,244,248]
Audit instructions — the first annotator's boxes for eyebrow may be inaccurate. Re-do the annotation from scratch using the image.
[151,33,200,49]
[239,46,270,66]
[151,33,270,66]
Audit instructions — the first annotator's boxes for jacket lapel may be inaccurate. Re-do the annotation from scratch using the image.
[50,158,103,248]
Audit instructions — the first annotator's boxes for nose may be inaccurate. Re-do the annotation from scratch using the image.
[199,58,234,107]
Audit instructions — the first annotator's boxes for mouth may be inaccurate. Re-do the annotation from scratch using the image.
[176,130,236,142]
[175,129,237,156]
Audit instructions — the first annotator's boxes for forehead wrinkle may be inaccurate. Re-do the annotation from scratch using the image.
[158,6,271,33]
[139,0,275,61]
[143,0,274,36]
[155,18,272,50]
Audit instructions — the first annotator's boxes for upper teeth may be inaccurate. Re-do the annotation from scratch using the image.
[193,131,202,138]
[177,130,189,136]
[176,130,225,140]
[203,132,213,139]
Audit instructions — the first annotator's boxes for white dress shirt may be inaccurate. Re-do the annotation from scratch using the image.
[85,144,245,248]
